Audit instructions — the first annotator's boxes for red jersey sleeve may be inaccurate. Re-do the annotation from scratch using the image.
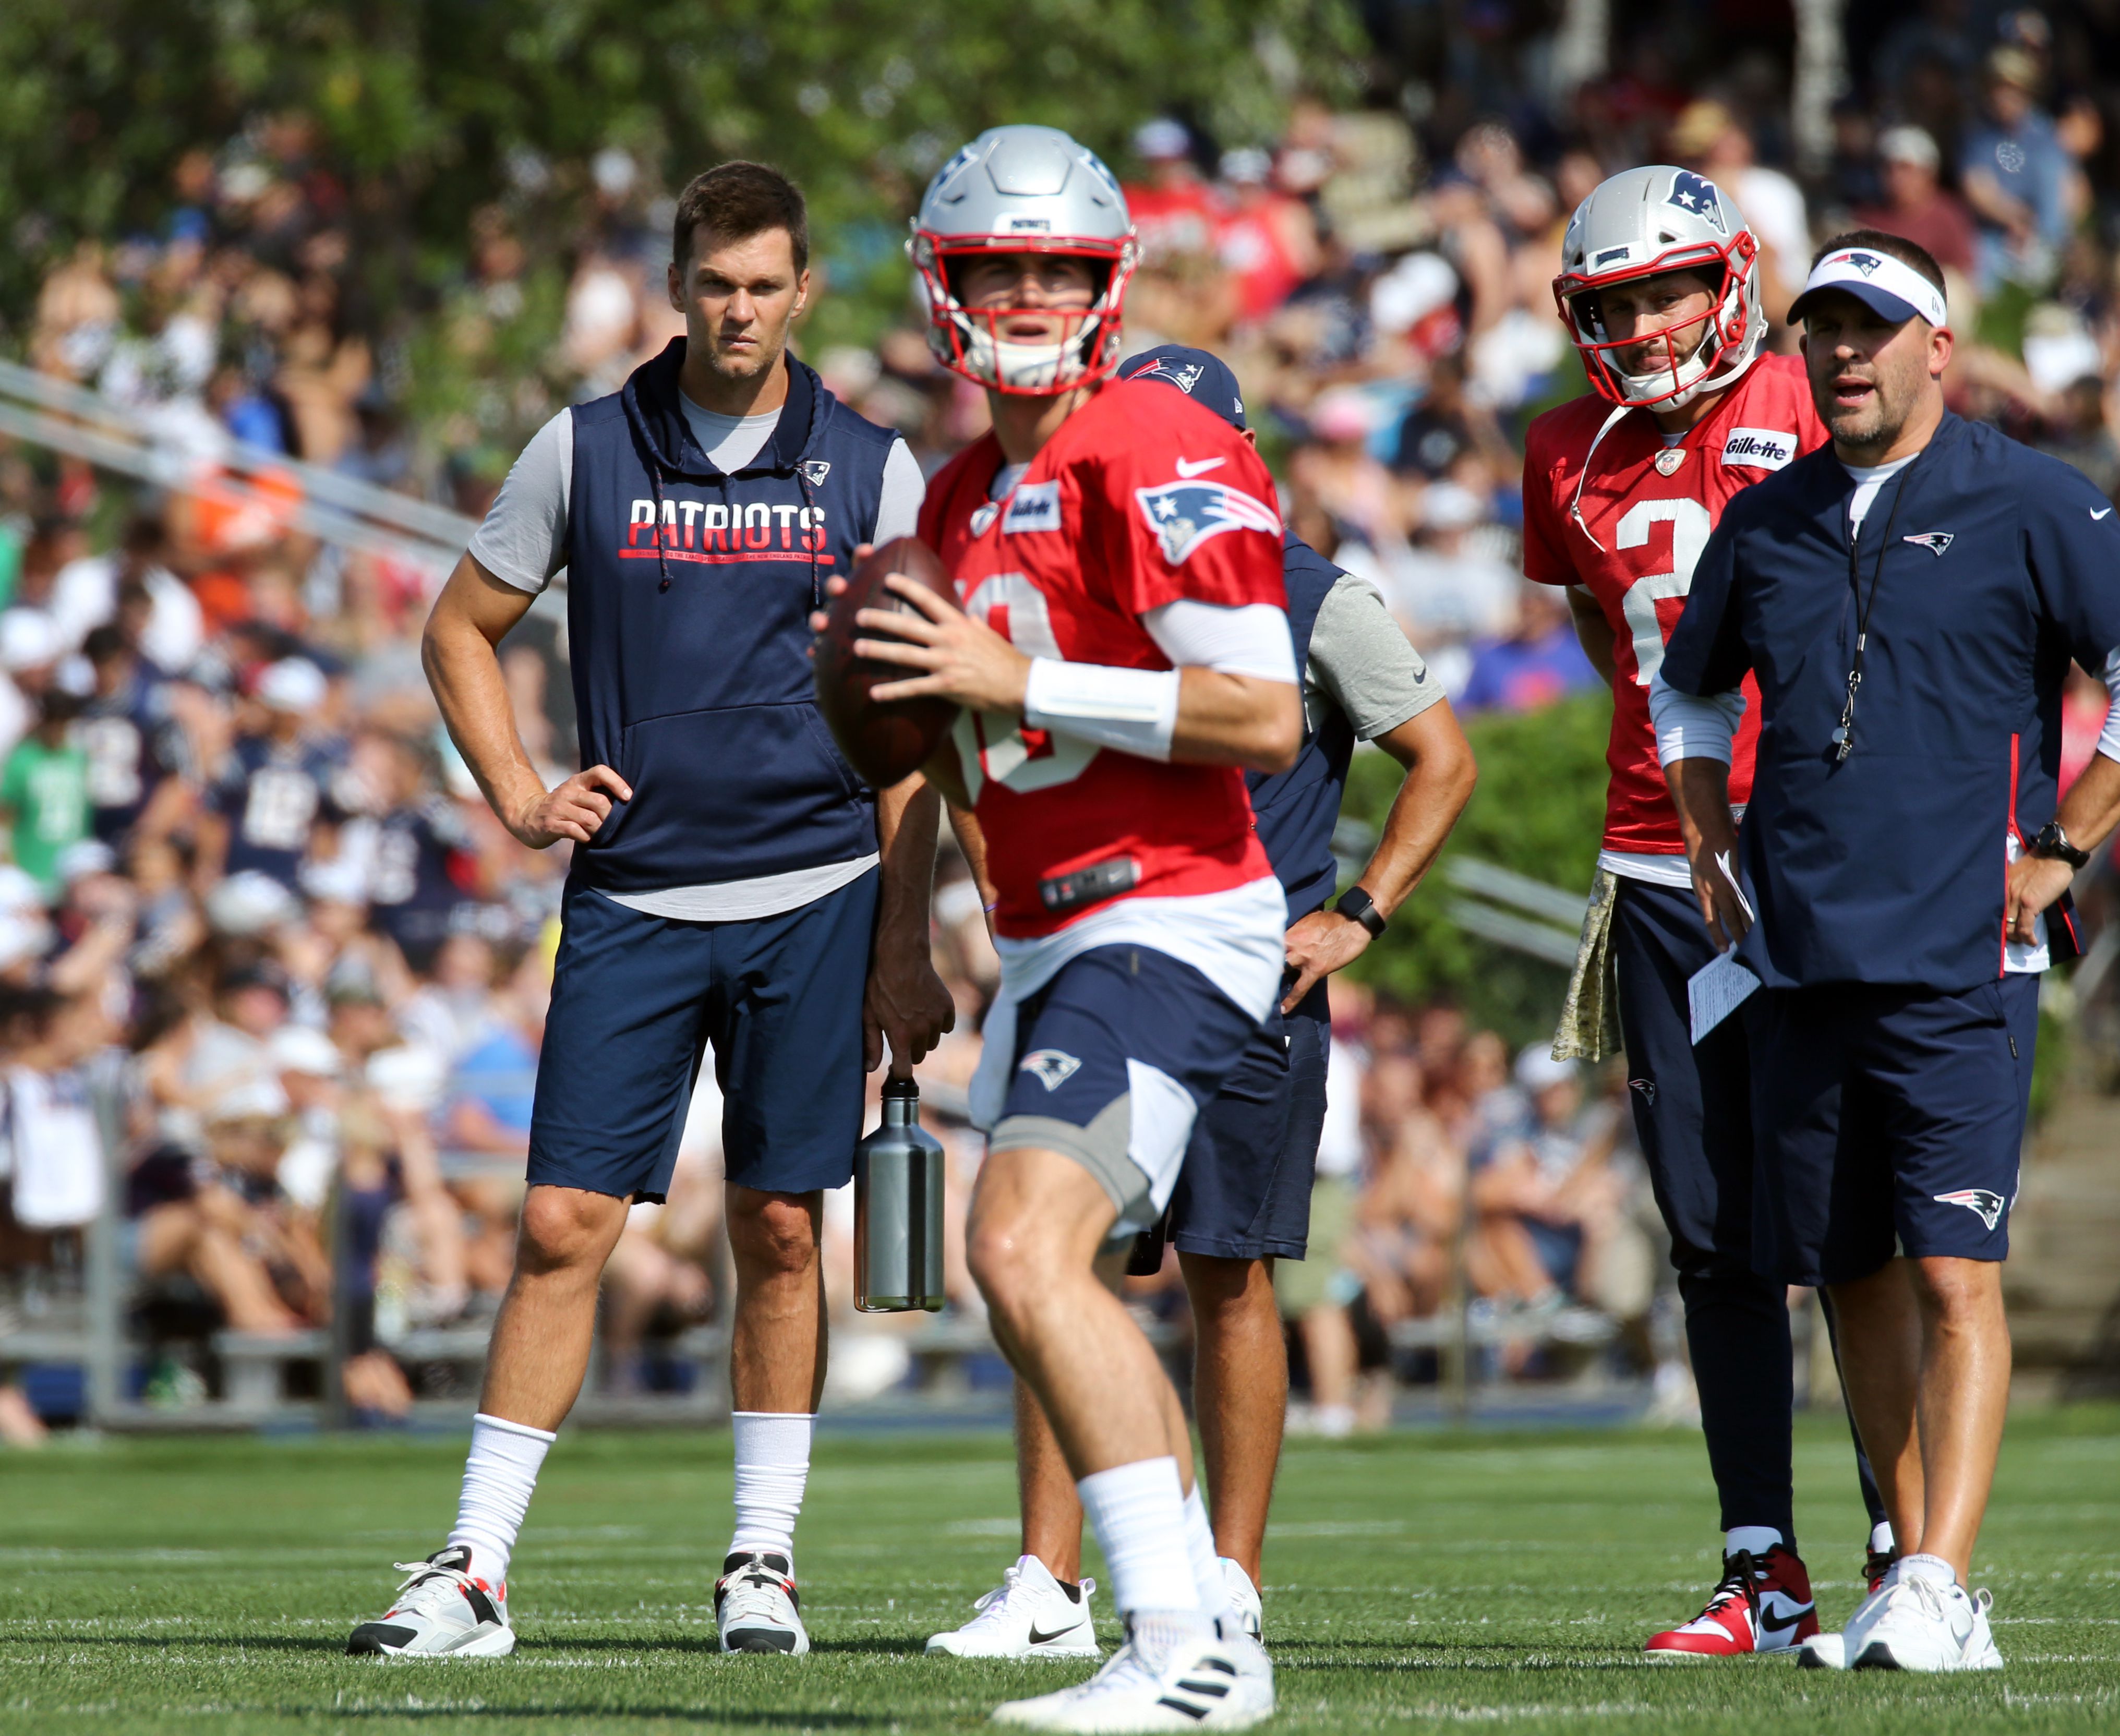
[1519,413,1581,587]
[1082,393,1286,619]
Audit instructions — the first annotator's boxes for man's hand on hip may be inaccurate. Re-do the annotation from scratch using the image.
[509,766,633,849]
[863,934,956,1077]
[2005,852,2075,945]
[1281,908,1370,1013]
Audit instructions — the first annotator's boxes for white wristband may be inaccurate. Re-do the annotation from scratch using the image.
[1022,658,1181,762]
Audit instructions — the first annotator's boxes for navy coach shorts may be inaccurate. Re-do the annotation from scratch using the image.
[1167,978,1331,1262]
[526,871,877,1202]
[989,944,1261,1236]
[1745,975,2037,1287]
[1611,877,1756,1277]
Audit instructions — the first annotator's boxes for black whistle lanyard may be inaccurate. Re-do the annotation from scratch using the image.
[1834,464,1916,762]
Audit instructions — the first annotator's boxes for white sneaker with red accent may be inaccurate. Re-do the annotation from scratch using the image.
[1644,1547,1819,1659]
[715,1550,810,1655]
[346,1546,514,1657]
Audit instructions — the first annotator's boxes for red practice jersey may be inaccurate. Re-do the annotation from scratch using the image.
[1522,352,1827,855]
[920,379,1286,939]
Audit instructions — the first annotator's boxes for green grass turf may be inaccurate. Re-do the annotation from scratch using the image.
[2,1408,2117,1734]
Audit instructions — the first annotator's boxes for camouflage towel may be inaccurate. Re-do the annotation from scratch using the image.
[1552,867,1621,1063]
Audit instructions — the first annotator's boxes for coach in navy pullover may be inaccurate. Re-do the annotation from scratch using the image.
[1653,231,2120,1647]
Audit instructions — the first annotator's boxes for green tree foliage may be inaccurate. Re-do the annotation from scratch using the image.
[1342,691,1613,1048]
[0,0,1364,343]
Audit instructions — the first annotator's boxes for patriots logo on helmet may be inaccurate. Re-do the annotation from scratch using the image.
[1019,1049,1082,1091]
[1134,479,1281,565]
[1902,531,1954,556]
[1139,359,1206,394]
[1934,1188,2007,1232]
[1846,251,1882,276]
[1666,171,1727,234]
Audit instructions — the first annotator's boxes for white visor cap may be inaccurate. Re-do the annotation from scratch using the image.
[1788,245,1948,331]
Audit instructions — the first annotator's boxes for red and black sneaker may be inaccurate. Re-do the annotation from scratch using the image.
[1863,1545,1900,1595]
[1645,1547,1820,1658]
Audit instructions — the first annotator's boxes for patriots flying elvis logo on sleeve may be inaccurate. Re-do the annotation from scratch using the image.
[1133,478,1281,565]
[1666,171,1727,233]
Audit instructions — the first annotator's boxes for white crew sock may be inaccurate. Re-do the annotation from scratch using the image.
[1181,1481,1234,1628]
[729,1411,814,1563]
[1898,1551,1957,1587]
[1077,1456,1206,1631]
[447,1413,557,1586]
[1725,1525,1783,1559]
[1870,1521,1896,1556]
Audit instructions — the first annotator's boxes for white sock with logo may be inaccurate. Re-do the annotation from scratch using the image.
[1077,1456,1207,1637]
[1870,1521,1896,1556]
[447,1413,557,1587]
[729,1411,814,1564]
[1897,1551,1958,1588]
[1725,1525,1783,1560]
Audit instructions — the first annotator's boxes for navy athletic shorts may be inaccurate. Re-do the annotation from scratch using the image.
[1745,974,2037,1287]
[1611,876,1756,1277]
[526,871,877,1202]
[1166,978,1331,1262]
[989,944,1260,1235]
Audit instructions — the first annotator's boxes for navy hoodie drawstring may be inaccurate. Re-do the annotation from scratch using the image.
[648,464,673,592]
[797,466,820,611]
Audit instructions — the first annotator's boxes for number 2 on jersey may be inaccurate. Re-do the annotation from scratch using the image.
[1615,497,1713,687]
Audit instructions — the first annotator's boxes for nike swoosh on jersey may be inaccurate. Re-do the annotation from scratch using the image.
[2093,507,2113,520]
[1174,455,1226,478]
[1026,1621,1085,1646]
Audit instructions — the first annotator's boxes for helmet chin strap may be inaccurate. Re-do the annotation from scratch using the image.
[957,310,1105,392]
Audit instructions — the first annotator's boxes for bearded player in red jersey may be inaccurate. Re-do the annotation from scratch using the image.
[1525,165,1896,1660]
[832,126,1293,1732]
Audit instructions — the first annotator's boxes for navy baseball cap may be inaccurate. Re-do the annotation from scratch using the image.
[1116,345,1247,431]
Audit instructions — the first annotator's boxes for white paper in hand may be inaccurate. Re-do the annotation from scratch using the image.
[1687,849,1760,1044]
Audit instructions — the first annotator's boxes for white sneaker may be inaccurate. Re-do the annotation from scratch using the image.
[1851,1573,2003,1672]
[715,1550,810,1655]
[1218,1558,1262,1642]
[346,1546,514,1657]
[992,1618,1273,1732]
[928,1555,1101,1658]
[1796,1632,1847,1670]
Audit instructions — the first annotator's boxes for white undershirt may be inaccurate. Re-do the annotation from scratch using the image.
[1842,452,1919,535]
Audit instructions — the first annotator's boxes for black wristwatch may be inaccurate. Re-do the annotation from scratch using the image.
[2029,821,2091,870]
[1334,885,1388,938]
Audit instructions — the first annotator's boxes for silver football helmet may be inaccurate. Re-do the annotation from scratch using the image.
[910,125,1138,395]
[1553,165,1764,409]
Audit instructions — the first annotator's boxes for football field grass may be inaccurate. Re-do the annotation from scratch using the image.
[3,1407,2117,1734]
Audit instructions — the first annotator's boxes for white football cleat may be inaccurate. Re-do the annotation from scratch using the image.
[715,1550,810,1655]
[929,1555,1101,1658]
[1851,1574,2002,1672]
[991,1619,1273,1732]
[346,1546,514,1657]
[1218,1559,1262,1642]
[1796,1632,1847,1670]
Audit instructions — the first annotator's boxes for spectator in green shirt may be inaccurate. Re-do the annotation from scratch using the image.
[1,691,90,897]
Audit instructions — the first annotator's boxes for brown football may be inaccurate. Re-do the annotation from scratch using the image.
[814,536,960,789]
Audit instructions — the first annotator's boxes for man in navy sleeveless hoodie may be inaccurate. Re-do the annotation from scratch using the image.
[924,347,1477,1659]
[347,163,952,1661]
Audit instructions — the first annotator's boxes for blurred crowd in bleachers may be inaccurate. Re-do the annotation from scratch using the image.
[6,3,2120,1437]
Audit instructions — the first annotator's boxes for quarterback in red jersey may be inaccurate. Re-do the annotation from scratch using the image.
[1527,165,1894,1661]
[835,126,1295,1732]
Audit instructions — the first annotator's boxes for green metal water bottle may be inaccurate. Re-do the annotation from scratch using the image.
[853,1078,947,1312]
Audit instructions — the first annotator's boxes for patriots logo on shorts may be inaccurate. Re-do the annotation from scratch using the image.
[1666,171,1727,234]
[1902,531,1954,557]
[1133,479,1280,565]
[1019,1049,1082,1091]
[1934,1188,2007,1232]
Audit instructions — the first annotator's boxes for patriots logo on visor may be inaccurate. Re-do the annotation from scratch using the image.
[1019,1049,1082,1091]
[1934,1188,2007,1232]
[1846,252,1882,276]
[1139,359,1206,393]
[1902,531,1954,556]
[1666,171,1727,234]
[1134,479,1281,565]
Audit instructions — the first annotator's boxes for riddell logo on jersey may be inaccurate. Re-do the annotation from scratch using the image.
[1721,429,1797,471]
[619,497,830,564]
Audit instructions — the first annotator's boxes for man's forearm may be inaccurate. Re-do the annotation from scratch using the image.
[421,557,544,829]
[1359,706,1477,918]
[873,776,941,947]
[1665,756,1737,862]
[2057,749,2120,854]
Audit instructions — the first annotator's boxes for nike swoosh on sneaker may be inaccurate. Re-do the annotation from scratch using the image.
[1760,1603,1817,1633]
[1026,1621,1085,1646]
[1174,456,1226,478]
